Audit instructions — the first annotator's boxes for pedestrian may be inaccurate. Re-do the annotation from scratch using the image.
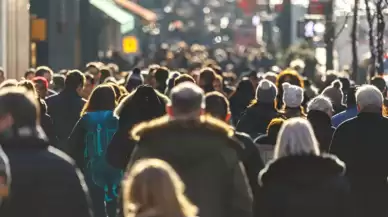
[18,80,57,145]
[153,67,170,93]
[307,95,335,152]
[229,79,255,125]
[125,68,144,93]
[46,70,86,151]
[82,72,96,99]
[24,68,35,80]
[174,74,196,86]
[68,84,121,217]
[257,118,350,217]
[0,145,10,207]
[35,66,57,96]
[322,80,346,115]
[275,69,304,110]
[165,71,181,96]
[236,79,278,138]
[279,82,305,119]
[332,86,358,127]
[330,85,388,217]
[106,85,168,170]
[205,91,264,203]
[128,82,253,217]
[198,67,217,93]
[0,87,93,217]
[53,74,66,93]
[122,159,198,217]
[32,76,49,99]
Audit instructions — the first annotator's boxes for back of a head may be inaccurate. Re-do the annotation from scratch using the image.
[264,72,278,84]
[307,95,333,116]
[256,79,278,104]
[154,67,170,86]
[131,85,165,119]
[274,117,320,159]
[356,84,383,111]
[267,118,285,140]
[322,80,343,106]
[82,84,116,115]
[65,70,85,90]
[123,159,197,217]
[205,91,230,121]
[282,82,304,108]
[0,87,39,129]
[100,67,113,84]
[24,68,36,79]
[174,74,195,86]
[346,85,358,107]
[170,82,205,118]
[35,66,53,78]
[199,68,216,92]
[370,76,386,94]
[53,74,66,91]
[126,68,144,92]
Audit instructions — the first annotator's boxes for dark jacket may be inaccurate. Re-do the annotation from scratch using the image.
[257,154,350,217]
[237,103,278,138]
[128,116,253,217]
[0,134,93,217]
[307,110,335,152]
[279,107,306,119]
[46,89,86,151]
[38,98,58,145]
[106,88,168,170]
[330,112,388,217]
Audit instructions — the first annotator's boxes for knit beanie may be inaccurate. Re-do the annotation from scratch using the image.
[282,82,304,108]
[322,80,344,106]
[256,79,278,103]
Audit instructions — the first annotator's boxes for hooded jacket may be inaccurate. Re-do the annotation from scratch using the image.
[0,129,93,217]
[257,154,350,217]
[128,115,253,217]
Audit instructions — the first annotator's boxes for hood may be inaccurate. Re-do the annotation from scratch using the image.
[132,115,240,167]
[259,154,345,187]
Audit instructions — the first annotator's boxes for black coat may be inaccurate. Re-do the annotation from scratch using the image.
[257,154,351,217]
[46,89,86,151]
[0,136,93,217]
[307,110,335,152]
[127,116,253,217]
[236,103,278,138]
[38,98,58,145]
[330,112,388,217]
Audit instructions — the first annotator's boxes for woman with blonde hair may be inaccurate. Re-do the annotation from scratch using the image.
[122,159,198,217]
[256,118,350,217]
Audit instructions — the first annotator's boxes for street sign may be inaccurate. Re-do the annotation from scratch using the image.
[122,36,138,54]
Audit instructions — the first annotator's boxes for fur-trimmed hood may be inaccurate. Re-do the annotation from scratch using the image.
[259,154,345,187]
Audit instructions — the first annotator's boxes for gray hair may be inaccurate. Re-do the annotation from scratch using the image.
[356,84,383,111]
[169,82,205,119]
[307,95,333,116]
[274,118,320,159]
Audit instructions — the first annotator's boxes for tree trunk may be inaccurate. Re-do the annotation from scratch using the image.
[376,0,385,75]
[351,0,359,80]
[364,0,376,77]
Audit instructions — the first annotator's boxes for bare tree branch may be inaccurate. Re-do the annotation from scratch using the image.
[334,12,351,40]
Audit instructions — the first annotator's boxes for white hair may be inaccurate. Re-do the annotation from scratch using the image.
[307,95,333,116]
[274,118,320,159]
[356,84,383,111]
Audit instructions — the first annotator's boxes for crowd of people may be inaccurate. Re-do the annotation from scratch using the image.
[0,45,387,217]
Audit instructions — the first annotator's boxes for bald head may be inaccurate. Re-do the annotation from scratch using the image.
[169,82,205,119]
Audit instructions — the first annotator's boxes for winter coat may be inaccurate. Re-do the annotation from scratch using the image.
[279,107,306,119]
[0,134,93,217]
[38,98,58,145]
[257,154,351,217]
[331,106,358,128]
[307,110,335,152]
[46,89,86,151]
[236,103,279,138]
[330,112,388,217]
[127,116,253,217]
[106,89,168,170]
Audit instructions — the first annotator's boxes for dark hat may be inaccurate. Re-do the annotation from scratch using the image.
[256,79,278,103]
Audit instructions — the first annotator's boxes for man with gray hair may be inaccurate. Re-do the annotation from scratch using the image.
[330,84,388,217]
[129,82,253,217]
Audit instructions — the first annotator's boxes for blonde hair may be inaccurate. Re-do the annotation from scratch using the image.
[274,117,320,159]
[123,159,198,217]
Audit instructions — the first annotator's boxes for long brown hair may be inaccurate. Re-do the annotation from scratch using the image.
[123,159,198,217]
[81,84,117,116]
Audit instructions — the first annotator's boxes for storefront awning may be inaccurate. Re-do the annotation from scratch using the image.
[114,0,158,23]
[89,0,135,34]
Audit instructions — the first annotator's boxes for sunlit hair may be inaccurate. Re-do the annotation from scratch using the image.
[123,159,198,217]
[81,84,117,116]
[274,117,320,159]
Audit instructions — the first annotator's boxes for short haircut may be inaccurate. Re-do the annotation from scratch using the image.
[53,74,66,91]
[346,85,358,107]
[25,68,36,78]
[205,91,230,120]
[154,67,170,84]
[174,74,195,86]
[65,70,85,90]
[274,117,320,159]
[199,67,216,83]
[370,76,386,93]
[32,77,49,90]
[35,66,53,77]
[307,95,333,116]
[0,87,39,127]
[356,84,383,110]
[84,72,95,85]
[170,82,205,117]
[99,67,113,83]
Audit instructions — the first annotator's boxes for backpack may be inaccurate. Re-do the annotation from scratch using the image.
[83,111,122,201]
[0,146,10,207]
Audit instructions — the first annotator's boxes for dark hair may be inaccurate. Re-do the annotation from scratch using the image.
[65,70,85,90]
[175,74,195,86]
[126,68,144,92]
[35,66,53,77]
[154,67,170,92]
[199,67,216,93]
[53,74,66,92]
[371,76,386,93]
[84,72,95,85]
[0,87,39,128]
[81,84,117,116]
[100,67,113,84]
[205,91,230,120]
[18,80,37,94]
[165,72,181,95]
[24,68,36,78]
[347,85,358,107]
